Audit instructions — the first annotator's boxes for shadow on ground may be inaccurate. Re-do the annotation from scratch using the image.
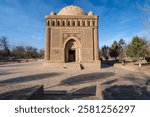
[36,85,96,100]
[0,73,62,85]
[0,63,24,67]
[121,73,150,85]
[60,72,115,85]
[71,85,96,94]
[0,71,17,76]
[102,85,150,100]
[101,79,118,85]
[101,60,119,68]
[0,85,96,100]
[0,86,43,100]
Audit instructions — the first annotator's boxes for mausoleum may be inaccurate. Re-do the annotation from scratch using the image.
[44,5,100,70]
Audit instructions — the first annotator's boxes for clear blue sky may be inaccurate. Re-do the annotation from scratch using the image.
[0,0,149,49]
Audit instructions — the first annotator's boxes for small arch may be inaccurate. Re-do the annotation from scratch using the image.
[78,21,80,26]
[47,21,49,26]
[88,20,91,26]
[93,21,96,26]
[73,21,75,26]
[68,21,71,26]
[57,21,60,26]
[83,20,85,26]
[52,20,55,26]
[62,21,65,26]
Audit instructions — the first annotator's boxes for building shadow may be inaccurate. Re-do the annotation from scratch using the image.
[0,85,43,100]
[0,72,62,85]
[101,79,118,85]
[71,85,96,95]
[35,85,96,100]
[60,72,115,85]
[102,85,150,100]
[122,73,150,85]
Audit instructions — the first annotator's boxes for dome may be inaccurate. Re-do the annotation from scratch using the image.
[58,5,86,16]
[88,11,94,16]
[50,11,56,16]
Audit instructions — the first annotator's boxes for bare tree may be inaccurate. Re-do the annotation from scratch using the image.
[0,36,10,58]
[38,49,44,59]
[12,46,26,58]
[0,36,9,50]
[25,46,38,59]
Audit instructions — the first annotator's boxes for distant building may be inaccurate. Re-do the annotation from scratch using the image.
[44,5,100,69]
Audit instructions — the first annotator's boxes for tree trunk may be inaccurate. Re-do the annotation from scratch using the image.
[139,59,142,67]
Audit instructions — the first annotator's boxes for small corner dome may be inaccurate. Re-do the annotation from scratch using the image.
[50,11,56,16]
[58,5,86,16]
[88,11,94,16]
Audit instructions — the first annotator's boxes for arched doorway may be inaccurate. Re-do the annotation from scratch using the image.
[65,39,80,62]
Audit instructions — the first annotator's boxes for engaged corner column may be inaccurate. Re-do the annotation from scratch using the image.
[94,28,99,60]
[45,28,50,61]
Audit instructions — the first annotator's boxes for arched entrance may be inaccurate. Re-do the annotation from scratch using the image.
[65,39,80,62]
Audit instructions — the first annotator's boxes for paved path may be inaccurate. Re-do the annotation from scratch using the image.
[0,60,150,99]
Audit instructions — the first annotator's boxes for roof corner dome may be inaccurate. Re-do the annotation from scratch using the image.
[50,11,56,16]
[88,11,94,16]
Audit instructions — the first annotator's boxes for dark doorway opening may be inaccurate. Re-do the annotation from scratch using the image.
[68,50,75,62]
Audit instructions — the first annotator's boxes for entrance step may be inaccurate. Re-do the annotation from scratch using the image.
[63,62,81,70]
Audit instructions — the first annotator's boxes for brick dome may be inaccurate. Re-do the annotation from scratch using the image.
[58,5,86,15]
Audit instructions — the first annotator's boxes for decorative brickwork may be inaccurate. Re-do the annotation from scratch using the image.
[44,5,100,69]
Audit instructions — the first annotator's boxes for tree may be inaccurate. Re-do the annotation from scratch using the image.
[101,45,109,61]
[109,41,119,60]
[126,36,149,67]
[25,46,38,59]
[0,36,10,58]
[0,36,9,50]
[145,40,150,62]
[118,39,126,50]
[38,49,44,59]
[12,46,26,58]
[118,39,126,62]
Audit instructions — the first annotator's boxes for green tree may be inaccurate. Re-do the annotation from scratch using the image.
[101,45,109,61]
[126,36,149,67]
[145,40,150,62]
[118,39,126,62]
[109,41,119,60]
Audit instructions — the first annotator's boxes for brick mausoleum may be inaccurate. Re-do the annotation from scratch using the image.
[44,5,100,70]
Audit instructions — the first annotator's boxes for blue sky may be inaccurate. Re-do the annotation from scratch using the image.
[0,0,149,49]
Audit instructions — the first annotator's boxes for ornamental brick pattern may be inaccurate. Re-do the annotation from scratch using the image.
[44,5,100,69]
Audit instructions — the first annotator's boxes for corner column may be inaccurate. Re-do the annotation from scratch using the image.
[44,27,50,60]
[94,27,99,60]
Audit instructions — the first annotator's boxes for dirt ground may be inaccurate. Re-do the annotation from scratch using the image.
[0,60,150,99]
